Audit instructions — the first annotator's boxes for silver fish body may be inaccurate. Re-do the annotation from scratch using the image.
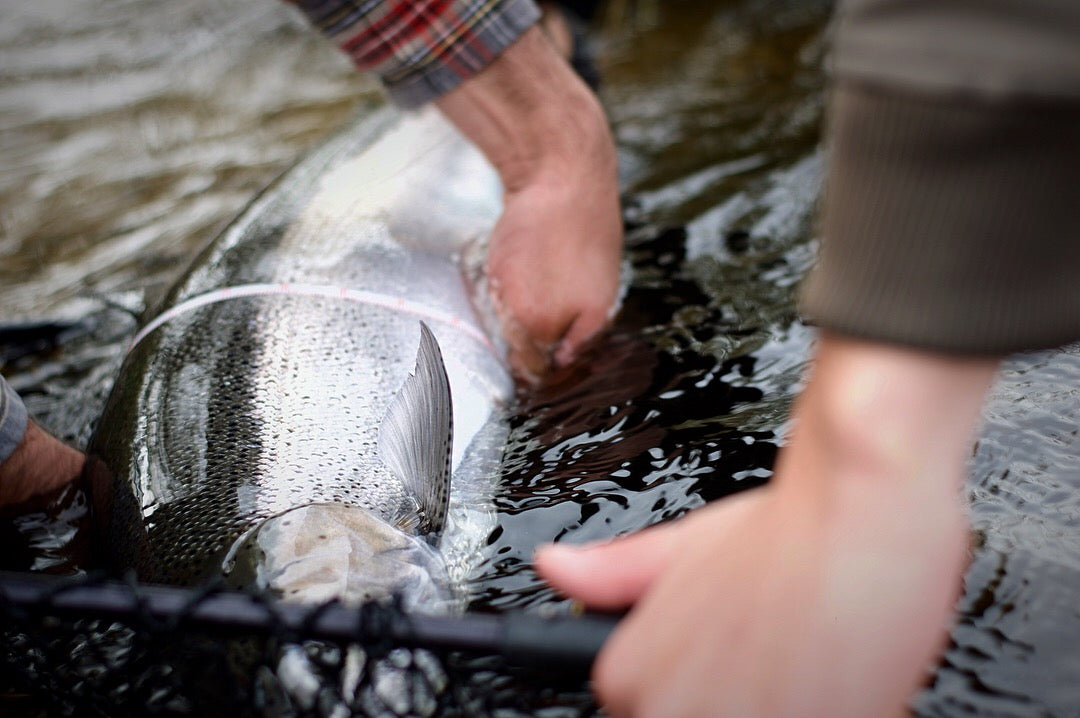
[87,107,512,611]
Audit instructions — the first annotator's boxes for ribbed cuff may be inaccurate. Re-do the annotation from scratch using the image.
[0,375,29,465]
[385,0,542,108]
[801,81,1080,355]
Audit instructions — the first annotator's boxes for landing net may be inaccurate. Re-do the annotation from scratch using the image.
[0,572,599,717]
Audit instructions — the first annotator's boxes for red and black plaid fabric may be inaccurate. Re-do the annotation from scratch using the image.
[289,0,541,107]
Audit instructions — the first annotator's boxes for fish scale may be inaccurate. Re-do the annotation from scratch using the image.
[133,297,411,582]
[87,106,513,607]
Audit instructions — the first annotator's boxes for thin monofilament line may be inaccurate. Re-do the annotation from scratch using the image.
[127,282,495,355]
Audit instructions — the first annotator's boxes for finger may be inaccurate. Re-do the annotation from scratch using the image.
[504,321,552,384]
[533,522,686,610]
[552,306,610,368]
[488,276,559,383]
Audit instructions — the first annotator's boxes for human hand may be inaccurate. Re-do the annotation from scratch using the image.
[485,148,622,382]
[436,26,622,382]
[0,419,85,507]
[536,335,1000,717]
[536,485,962,718]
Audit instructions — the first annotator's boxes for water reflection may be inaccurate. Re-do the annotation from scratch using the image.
[0,0,376,323]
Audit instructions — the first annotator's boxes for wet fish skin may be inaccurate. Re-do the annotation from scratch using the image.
[86,106,513,610]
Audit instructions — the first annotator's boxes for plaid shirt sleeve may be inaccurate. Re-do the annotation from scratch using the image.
[289,0,542,108]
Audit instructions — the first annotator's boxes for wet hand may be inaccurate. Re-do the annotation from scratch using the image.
[486,156,622,383]
[536,490,793,717]
[535,335,998,716]
[536,483,965,718]
[435,25,623,383]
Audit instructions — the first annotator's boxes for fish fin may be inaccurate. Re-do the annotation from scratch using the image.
[378,322,453,534]
[393,509,423,534]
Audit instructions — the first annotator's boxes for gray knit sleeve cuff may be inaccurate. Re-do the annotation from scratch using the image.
[0,375,29,465]
[800,82,1080,355]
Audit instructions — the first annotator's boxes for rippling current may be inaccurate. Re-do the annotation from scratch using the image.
[1,0,1078,716]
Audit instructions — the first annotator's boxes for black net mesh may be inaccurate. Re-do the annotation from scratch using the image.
[0,572,598,718]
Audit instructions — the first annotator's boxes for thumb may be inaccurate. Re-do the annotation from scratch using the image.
[534,522,685,611]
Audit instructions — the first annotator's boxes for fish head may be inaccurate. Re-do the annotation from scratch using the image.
[223,502,454,613]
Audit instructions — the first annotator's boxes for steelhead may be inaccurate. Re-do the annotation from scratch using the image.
[86,106,513,612]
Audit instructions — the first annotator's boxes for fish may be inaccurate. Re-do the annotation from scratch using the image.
[84,105,514,613]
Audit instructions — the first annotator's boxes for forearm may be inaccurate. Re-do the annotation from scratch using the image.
[435,24,615,194]
[1,372,83,507]
[766,333,1000,714]
[0,419,85,507]
[778,332,999,509]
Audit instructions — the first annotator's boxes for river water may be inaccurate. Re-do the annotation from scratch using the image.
[1,0,1078,716]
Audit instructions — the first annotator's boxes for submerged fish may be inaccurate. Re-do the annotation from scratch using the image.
[86,106,513,612]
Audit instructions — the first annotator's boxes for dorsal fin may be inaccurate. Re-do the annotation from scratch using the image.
[378,322,453,534]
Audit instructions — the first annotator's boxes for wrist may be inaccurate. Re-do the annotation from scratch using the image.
[779,333,999,499]
[435,25,616,193]
[760,335,996,716]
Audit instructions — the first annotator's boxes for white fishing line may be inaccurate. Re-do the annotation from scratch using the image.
[127,282,494,354]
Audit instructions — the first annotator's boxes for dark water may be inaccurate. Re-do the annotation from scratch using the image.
[2,0,1079,716]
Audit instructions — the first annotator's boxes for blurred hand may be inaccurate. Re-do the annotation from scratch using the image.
[536,336,1000,717]
[437,25,622,382]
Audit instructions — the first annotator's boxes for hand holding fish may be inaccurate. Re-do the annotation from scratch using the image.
[537,335,1000,717]
[436,26,623,382]
[485,160,623,381]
